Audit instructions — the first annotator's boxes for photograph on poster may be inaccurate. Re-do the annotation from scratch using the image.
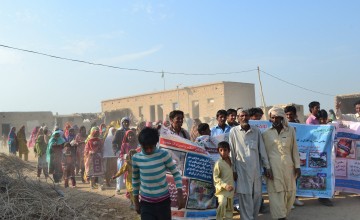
[336,138,355,159]
[167,175,189,208]
[165,149,186,175]
[309,152,327,168]
[299,174,327,190]
[187,179,216,210]
[299,151,307,167]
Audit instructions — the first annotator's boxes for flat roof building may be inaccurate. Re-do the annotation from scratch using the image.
[101,81,256,126]
[335,93,360,114]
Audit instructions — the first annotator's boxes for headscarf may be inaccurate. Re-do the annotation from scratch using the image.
[72,125,79,133]
[78,125,87,138]
[105,127,115,142]
[28,126,40,148]
[103,127,115,157]
[8,127,16,140]
[64,122,72,139]
[46,130,66,163]
[268,106,288,127]
[119,117,130,130]
[99,123,106,132]
[85,127,100,144]
[66,127,76,142]
[17,126,26,139]
[121,130,136,146]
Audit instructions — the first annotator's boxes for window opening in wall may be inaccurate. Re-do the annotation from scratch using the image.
[192,100,200,119]
[157,104,164,121]
[208,98,214,104]
[139,106,143,117]
[172,102,179,110]
[150,105,155,122]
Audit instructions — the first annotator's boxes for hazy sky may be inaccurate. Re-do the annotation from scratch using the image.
[1,1,359,115]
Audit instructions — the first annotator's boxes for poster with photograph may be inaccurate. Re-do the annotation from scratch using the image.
[159,126,216,219]
[335,121,360,194]
[250,120,335,198]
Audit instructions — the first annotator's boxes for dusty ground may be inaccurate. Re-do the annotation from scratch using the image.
[1,145,359,219]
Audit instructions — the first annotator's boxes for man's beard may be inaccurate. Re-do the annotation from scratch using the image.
[272,121,282,127]
[240,122,249,127]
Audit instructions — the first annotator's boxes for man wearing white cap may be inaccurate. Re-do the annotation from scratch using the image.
[262,107,301,220]
[229,108,271,220]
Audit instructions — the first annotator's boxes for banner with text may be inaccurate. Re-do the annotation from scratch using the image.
[334,121,360,194]
[159,126,216,220]
[249,120,335,198]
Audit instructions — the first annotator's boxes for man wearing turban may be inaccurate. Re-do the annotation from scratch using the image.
[262,107,301,220]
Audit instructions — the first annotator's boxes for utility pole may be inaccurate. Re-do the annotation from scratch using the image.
[257,66,268,119]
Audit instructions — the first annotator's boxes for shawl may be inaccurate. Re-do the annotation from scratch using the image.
[118,117,130,130]
[16,126,26,141]
[28,126,40,148]
[103,127,116,157]
[46,130,66,163]
[85,127,99,144]
[8,127,17,140]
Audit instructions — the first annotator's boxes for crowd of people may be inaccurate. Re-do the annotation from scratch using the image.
[4,99,360,220]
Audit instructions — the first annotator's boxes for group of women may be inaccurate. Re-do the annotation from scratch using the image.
[6,117,146,191]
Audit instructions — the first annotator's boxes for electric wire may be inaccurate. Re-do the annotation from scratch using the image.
[0,44,256,76]
[0,43,336,96]
[260,70,335,96]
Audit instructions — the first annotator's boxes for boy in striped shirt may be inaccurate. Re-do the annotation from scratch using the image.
[132,127,185,219]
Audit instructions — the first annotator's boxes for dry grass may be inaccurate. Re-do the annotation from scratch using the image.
[0,153,113,220]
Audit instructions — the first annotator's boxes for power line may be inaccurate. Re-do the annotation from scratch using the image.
[0,44,256,76]
[260,70,335,96]
[0,43,337,96]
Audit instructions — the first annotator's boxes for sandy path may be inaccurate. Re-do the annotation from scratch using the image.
[1,145,359,219]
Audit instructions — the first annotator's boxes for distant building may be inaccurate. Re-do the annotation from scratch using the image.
[335,93,360,114]
[55,113,103,132]
[0,111,54,138]
[0,112,103,139]
[101,81,256,127]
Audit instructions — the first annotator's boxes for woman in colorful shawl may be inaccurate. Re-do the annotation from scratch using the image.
[116,130,138,194]
[17,125,29,161]
[103,127,117,187]
[8,127,18,155]
[84,127,104,189]
[63,122,72,140]
[112,117,131,191]
[34,127,49,181]
[46,130,66,183]
[28,126,40,148]
[75,126,87,183]
[99,123,107,139]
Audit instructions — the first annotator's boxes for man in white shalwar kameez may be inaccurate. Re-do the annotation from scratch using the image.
[262,107,301,220]
[229,109,271,220]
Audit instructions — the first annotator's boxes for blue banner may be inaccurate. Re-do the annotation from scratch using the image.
[249,120,335,198]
